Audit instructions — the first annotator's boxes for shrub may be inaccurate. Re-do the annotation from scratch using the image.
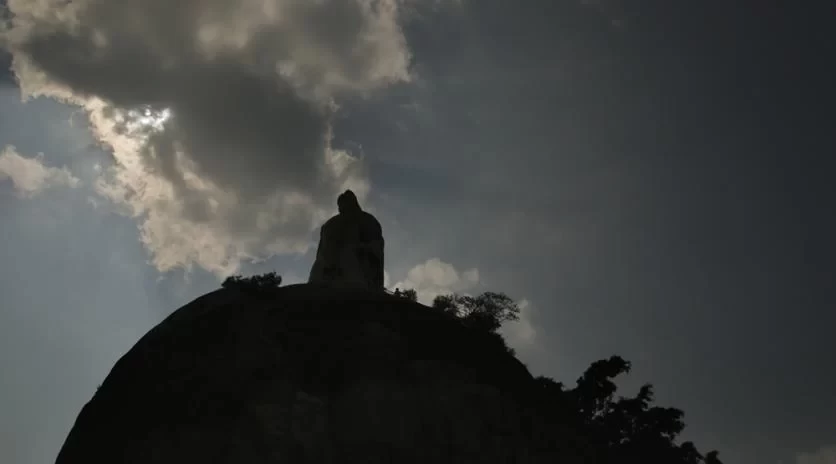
[393,288,418,301]
[221,272,282,290]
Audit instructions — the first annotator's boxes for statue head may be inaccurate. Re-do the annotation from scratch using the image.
[337,189,361,214]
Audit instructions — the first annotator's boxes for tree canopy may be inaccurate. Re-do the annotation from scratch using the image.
[431,291,520,333]
[532,356,723,464]
[410,288,724,464]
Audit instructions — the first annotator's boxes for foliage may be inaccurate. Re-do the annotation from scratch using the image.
[431,291,520,333]
[534,356,724,464]
[393,288,418,302]
[221,272,282,290]
[422,287,723,462]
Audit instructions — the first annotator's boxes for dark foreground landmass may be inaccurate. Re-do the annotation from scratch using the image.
[56,283,587,464]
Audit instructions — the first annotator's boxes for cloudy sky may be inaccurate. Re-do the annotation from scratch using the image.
[1,1,834,463]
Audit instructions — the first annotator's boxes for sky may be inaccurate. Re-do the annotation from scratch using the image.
[1,1,834,463]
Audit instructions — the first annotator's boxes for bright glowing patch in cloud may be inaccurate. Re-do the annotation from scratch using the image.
[2,0,412,275]
[125,107,172,134]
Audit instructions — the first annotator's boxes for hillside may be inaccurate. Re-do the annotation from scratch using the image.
[55,283,587,463]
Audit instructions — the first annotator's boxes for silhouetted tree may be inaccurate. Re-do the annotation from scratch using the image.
[534,355,724,464]
[704,451,723,464]
[222,272,282,290]
[422,287,722,463]
[430,294,460,316]
[431,291,520,332]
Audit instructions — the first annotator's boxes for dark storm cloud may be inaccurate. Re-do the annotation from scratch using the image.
[0,3,12,85]
[1,0,412,273]
[336,2,836,463]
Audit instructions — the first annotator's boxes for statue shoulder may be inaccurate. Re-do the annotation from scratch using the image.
[359,211,380,226]
[320,214,341,232]
[361,210,380,222]
[360,211,382,237]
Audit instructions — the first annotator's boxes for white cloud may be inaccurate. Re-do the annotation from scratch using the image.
[392,256,538,351]
[2,0,413,275]
[390,257,480,305]
[798,446,836,464]
[0,145,80,196]
[499,298,537,350]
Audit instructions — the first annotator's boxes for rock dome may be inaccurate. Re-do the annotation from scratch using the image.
[55,284,586,464]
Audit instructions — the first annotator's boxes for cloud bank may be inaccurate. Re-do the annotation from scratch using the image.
[1,0,413,275]
[0,145,80,196]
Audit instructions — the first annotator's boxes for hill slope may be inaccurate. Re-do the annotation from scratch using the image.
[55,283,586,463]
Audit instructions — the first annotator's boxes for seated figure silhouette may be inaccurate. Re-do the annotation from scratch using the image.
[308,190,384,289]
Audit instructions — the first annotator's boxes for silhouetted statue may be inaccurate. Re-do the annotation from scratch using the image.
[308,190,384,289]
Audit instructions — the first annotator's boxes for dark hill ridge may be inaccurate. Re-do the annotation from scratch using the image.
[56,284,586,464]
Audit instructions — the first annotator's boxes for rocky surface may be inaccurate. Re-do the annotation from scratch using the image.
[55,284,588,464]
